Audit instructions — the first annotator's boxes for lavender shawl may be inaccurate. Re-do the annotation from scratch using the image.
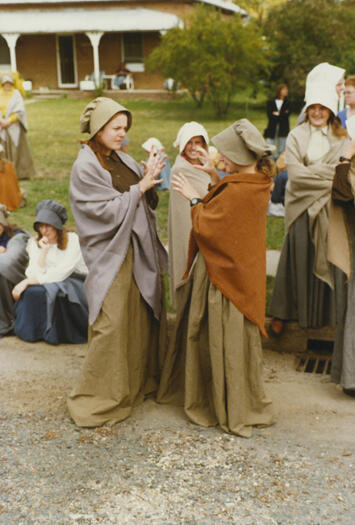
[70,145,168,325]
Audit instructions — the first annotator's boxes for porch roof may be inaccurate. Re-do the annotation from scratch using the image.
[0,7,182,34]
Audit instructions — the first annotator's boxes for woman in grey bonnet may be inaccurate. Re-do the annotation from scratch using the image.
[68,97,168,428]
[12,199,88,344]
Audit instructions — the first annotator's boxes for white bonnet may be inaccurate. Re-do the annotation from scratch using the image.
[305,83,338,115]
[305,62,345,100]
[173,121,209,153]
[142,137,164,152]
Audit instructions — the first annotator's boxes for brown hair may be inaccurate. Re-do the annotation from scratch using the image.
[345,75,355,89]
[256,156,276,179]
[275,84,288,99]
[305,111,348,138]
[36,227,69,250]
[1,223,21,238]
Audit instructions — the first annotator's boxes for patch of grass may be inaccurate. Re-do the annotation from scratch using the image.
[11,96,287,311]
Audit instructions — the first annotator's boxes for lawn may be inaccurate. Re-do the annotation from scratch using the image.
[11,93,294,309]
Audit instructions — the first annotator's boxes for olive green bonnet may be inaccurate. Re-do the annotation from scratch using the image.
[80,97,132,139]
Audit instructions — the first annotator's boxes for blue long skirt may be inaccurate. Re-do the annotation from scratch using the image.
[14,275,88,345]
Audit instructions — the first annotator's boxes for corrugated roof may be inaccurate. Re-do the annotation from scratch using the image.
[0,7,182,33]
[0,1,246,16]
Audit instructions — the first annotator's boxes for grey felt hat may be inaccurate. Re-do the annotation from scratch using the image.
[33,200,68,232]
[80,97,132,139]
[212,118,275,166]
[0,203,9,227]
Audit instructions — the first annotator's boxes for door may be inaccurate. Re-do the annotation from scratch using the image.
[57,35,77,87]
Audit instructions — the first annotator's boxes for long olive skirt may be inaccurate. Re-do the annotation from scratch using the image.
[67,246,167,427]
[158,252,274,438]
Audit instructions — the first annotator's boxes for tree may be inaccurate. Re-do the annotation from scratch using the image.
[146,6,269,116]
[264,0,355,107]
[235,0,286,29]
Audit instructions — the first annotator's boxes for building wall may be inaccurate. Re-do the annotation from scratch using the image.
[3,1,232,90]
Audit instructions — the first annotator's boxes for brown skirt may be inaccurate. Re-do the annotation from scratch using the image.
[158,252,274,438]
[67,245,167,427]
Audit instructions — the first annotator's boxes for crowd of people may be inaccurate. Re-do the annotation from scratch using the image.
[0,62,354,436]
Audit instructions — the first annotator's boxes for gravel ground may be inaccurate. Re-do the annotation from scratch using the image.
[1,336,354,525]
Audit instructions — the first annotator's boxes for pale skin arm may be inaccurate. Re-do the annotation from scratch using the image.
[0,246,6,254]
[192,146,221,186]
[0,117,12,129]
[12,276,39,301]
[139,147,167,195]
[171,173,202,201]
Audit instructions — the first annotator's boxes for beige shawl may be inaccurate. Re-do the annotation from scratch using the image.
[168,154,210,307]
[328,160,355,278]
[285,122,347,286]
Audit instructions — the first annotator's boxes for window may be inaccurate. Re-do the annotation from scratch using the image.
[123,33,143,63]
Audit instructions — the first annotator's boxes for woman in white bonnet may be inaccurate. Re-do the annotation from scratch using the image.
[270,83,348,335]
[168,121,211,308]
[68,97,168,427]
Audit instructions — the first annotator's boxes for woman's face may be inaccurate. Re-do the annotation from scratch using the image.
[183,136,205,163]
[220,154,240,174]
[344,85,355,108]
[2,81,13,92]
[307,104,331,128]
[280,86,288,98]
[38,223,58,244]
[96,113,128,153]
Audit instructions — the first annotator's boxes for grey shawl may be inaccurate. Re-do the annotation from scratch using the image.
[168,154,210,307]
[70,145,168,325]
[285,122,347,286]
[0,231,30,283]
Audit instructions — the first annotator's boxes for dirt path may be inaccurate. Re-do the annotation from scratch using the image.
[1,336,354,524]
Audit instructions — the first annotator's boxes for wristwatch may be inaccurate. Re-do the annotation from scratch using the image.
[190,197,202,207]
[339,156,352,163]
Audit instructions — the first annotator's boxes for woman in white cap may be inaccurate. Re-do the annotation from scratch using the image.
[12,199,88,344]
[142,137,171,190]
[269,85,348,335]
[158,119,275,438]
[0,204,29,337]
[0,73,35,180]
[169,121,210,308]
[68,97,168,427]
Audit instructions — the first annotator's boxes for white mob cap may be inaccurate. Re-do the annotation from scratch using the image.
[173,121,209,153]
[142,137,164,152]
[305,62,345,101]
[305,83,339,115]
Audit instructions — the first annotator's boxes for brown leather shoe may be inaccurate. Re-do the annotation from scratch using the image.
[270,317,284,336]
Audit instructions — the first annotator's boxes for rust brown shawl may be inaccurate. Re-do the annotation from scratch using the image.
[183,172,272,337]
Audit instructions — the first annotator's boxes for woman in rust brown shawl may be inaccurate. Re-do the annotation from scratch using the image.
[68,97,168,427]
[158,119,275,438]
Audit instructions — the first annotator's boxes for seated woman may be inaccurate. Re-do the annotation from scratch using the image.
[329,139,355,396]
[158,119,275,438]
[0,204,29,337]
[113,63,131,89]
[169,121,211,308]
[12,199,88,345]
[0,143,23,211]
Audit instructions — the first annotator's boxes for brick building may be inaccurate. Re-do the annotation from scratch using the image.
[0,0,245,90]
